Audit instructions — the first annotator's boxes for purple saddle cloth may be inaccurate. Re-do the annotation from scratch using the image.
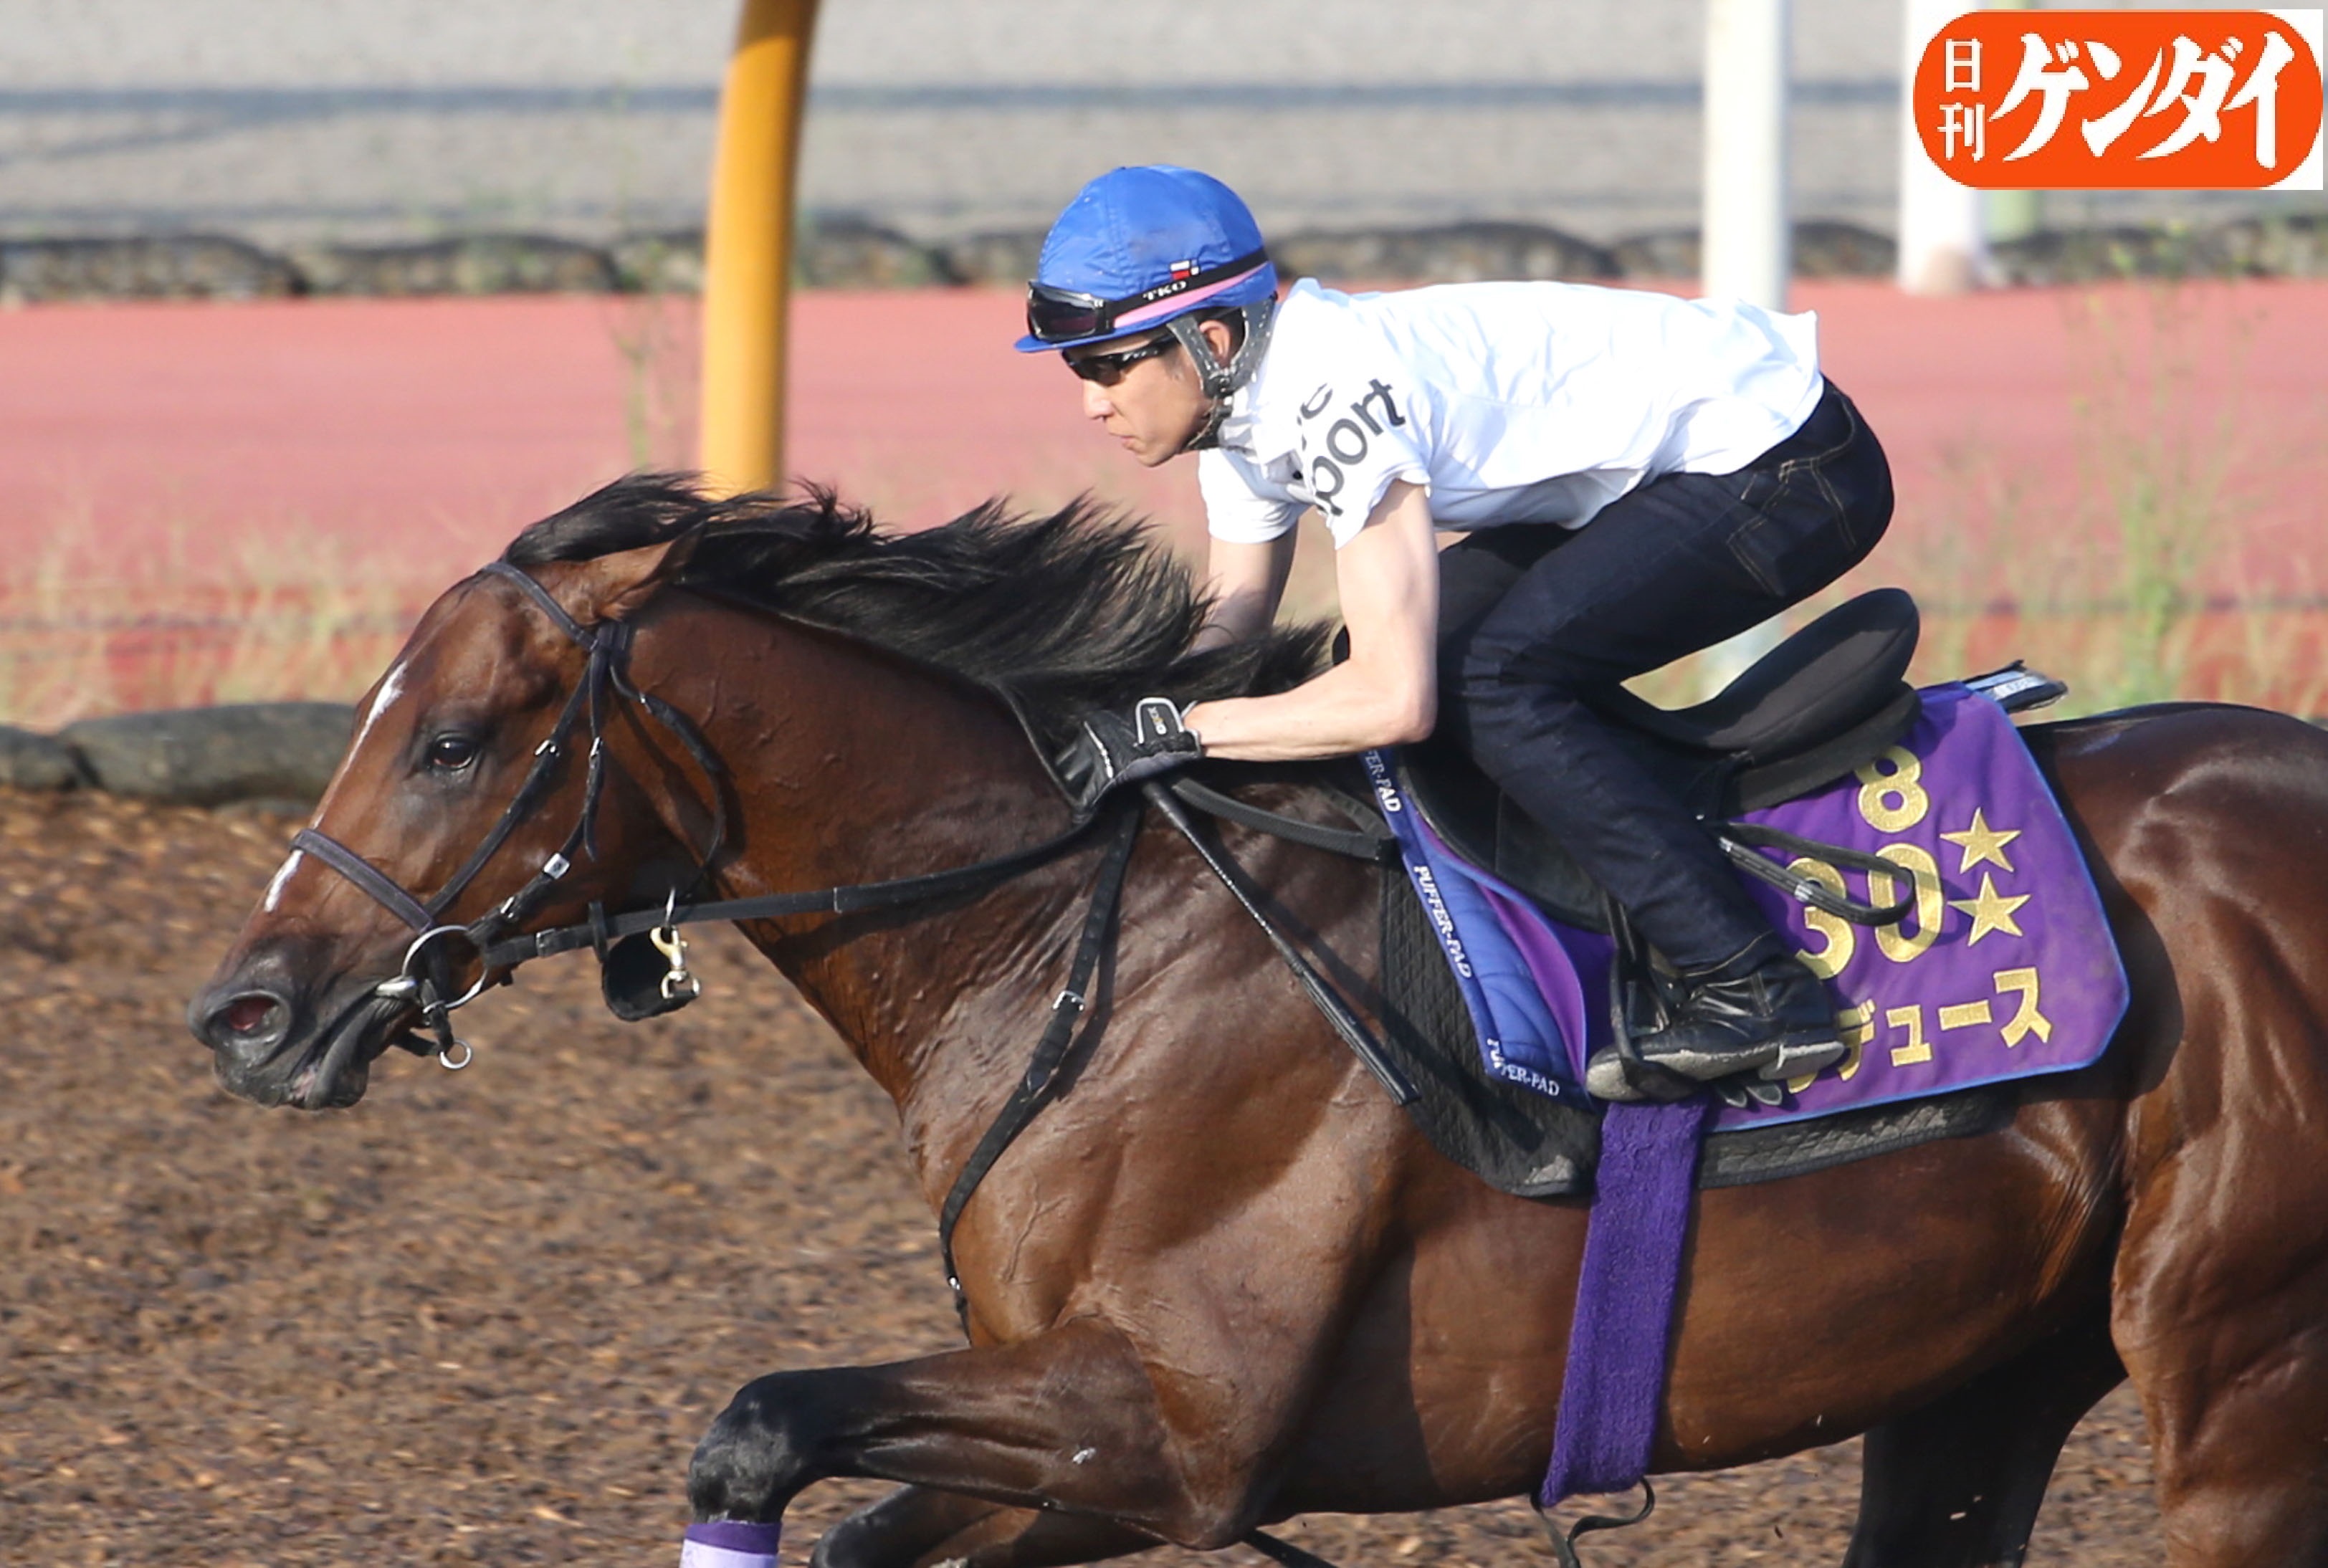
[1365,682,2130,1132]
[1368,682,2130,1511]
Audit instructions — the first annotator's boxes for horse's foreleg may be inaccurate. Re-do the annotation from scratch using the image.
[1841,1311,2122,1568]
[809,1486,1157,1568]
[689,1318,1274,1549]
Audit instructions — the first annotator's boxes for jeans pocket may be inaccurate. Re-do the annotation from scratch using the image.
[1728,469,1869,602]
[1807,462,1859,552]
[1724,498,1790,598]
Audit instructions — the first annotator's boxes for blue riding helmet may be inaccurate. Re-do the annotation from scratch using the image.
[1016,166,1279,445]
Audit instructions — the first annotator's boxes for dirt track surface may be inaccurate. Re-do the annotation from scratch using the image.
[1,789,2162,1565]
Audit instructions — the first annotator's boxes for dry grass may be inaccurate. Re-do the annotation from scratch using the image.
[0,507,429,730]
[1880,282,2265,714]
[5,499,2314,735]
[1644,280,2320,717]
[598,289,699,473]
[4,280,2317,730]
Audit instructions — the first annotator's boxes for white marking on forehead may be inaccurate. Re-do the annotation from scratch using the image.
[310,658,407,821]
[353,661,408,752]
[262,850,305,912]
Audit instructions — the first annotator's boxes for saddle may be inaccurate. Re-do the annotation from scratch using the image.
[1362,586,2074,1197]
[1403,588,1937,931]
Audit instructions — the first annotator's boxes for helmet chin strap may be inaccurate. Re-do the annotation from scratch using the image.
[1169,297,1277,453]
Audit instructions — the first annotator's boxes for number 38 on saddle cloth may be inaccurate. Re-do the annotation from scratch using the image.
[1370,594,2129,1137]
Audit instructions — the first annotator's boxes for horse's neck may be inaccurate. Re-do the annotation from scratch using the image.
[650,611,1084,1109]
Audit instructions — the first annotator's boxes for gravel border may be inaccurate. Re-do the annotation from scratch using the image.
[2,214,2322,302]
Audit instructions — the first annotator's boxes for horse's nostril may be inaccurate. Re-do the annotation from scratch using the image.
[217,993,285,1040]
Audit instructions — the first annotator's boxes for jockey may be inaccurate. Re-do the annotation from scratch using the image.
[1022,165,1894,1105]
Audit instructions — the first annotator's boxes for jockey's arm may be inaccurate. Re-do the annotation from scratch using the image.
[1193,533,1297,651]
[1183,481,1438,760]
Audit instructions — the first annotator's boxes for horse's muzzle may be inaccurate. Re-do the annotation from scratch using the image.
[189,955,406,1111]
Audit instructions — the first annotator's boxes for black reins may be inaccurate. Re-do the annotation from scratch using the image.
[292,560,1413,1289]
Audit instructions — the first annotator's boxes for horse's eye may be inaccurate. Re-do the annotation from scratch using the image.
[426,733,480,772]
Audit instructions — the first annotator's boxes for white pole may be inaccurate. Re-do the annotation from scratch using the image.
[1697,0,1792,697]
[1703,0,1792,310]
[1897,0,1989,293]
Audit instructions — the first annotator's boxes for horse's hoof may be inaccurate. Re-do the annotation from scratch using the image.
[688,1375,815,1524]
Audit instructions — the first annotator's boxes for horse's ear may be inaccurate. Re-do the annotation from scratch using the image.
[562,527,703,623]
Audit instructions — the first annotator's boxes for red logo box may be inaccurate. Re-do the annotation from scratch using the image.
[1913,9,2324,187]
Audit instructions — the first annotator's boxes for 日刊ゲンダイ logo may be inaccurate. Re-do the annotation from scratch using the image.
[1912,9,2324,188]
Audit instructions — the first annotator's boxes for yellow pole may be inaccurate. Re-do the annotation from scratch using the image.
[697,0,821,494]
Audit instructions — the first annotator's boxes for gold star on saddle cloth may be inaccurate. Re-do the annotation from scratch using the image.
[1719,682,2129,1129]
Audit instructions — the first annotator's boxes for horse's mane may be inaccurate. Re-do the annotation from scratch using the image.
[502,472,1328,749]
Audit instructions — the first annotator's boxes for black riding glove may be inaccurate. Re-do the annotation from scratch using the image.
[1057,697,1202,813]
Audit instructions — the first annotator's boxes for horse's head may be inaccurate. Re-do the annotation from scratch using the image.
[192,472,1328,1112]
[189,530,705,1110]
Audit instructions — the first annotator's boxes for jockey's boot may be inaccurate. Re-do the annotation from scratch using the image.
[1585,949,1845,1104]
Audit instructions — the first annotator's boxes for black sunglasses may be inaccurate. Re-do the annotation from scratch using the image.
[1024,247,1269,345]
[1065,337,1179,386]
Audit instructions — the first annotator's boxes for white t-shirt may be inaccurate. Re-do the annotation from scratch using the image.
[1200,279,1826,549]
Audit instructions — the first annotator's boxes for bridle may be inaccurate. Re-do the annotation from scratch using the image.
[289,558,1105,1069]
[290,561,724,1066]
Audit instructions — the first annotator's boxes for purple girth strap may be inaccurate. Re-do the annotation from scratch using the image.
[1540,1096,1711,1512]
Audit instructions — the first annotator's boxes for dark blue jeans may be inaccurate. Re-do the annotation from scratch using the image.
[1438,383,1893,972]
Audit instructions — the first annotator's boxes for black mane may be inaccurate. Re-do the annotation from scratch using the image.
[503,473,1327,748]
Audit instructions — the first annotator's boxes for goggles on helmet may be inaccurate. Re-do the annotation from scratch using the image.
[1024,247,1270,346]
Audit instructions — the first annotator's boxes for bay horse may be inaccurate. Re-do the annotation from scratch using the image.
[192,474,2328,1567]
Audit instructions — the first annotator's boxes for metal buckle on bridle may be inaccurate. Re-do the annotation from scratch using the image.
[649,891,702,1002]
[378,924,487,1070]
[395,925,490,1010]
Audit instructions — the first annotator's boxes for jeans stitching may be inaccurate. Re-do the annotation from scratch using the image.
[1790,388,1859,468]
[1813,464,1849,531]
[1726,505,1788,597]
[1747,392,1867,568]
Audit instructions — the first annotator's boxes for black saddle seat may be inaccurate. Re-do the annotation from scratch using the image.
[1401,588,1922,929]
[1587,587,1920,757]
